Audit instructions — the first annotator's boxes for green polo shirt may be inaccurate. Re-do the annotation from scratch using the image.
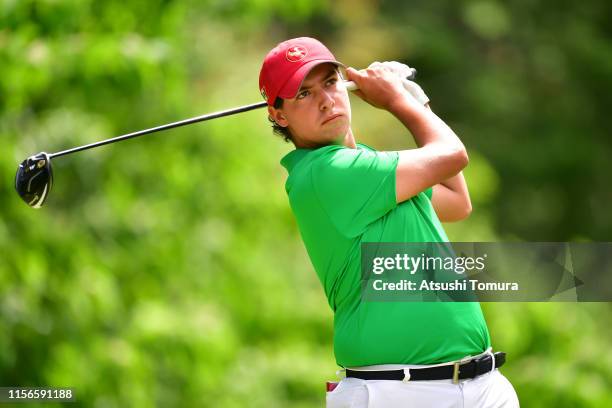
[280,143,491,367]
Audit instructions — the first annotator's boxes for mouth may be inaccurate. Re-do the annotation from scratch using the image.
[322,114,343,125]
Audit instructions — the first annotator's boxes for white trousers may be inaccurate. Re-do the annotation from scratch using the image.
[326,355,519,407]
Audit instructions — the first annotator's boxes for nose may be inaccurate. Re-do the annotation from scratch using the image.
[319,89,335,111]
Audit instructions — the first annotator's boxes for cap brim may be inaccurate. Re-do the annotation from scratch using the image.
[277,60,345,100]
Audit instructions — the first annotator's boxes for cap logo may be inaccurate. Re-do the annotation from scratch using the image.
[260,86,268,101]
[286,45,307,62]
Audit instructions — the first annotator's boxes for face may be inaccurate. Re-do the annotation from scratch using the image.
[269,63,352,148]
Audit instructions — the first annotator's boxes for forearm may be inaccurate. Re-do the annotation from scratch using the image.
[345,65,470,202]
[388,96,466,152]
[432,170,473,221]
[440,171,469,194]
[391,97,471,204]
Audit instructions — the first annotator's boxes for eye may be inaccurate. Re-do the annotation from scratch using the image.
[296,89,310,100]
[325,77,338,86]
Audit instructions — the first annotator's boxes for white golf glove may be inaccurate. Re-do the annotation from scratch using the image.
[370,61,430,106]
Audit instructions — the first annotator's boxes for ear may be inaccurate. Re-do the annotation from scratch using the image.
[268,106,289,127]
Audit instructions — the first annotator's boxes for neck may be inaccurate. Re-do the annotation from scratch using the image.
[293,128,357,149]
[341,128,357,149]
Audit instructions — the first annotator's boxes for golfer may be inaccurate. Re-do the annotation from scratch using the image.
[259,37,519,407]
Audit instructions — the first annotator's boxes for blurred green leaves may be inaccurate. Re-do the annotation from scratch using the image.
[463,1,510,40]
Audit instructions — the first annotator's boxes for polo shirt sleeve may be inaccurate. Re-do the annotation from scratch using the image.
[312,147,399,237]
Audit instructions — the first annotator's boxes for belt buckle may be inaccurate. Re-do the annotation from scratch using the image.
[452,361,460,384]
[452,355,474,384]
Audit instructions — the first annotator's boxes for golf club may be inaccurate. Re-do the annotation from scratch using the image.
[15,102,267,208]
[15,68,416,208]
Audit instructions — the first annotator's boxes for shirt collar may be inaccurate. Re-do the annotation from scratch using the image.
[280,148,313,173]
[280,143,370,173]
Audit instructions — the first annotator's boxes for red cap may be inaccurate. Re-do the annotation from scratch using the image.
[259,37,343,106]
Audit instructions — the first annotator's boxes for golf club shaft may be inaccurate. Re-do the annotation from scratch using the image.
[48,69,417,159]
[49,101,268,159]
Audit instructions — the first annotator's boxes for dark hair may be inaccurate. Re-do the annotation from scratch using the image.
[268,97,293,143]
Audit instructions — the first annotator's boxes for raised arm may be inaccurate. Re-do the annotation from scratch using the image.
[397,104,472,222]
[345,66,469,209]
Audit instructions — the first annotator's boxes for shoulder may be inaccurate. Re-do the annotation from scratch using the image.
[314,145,392,168]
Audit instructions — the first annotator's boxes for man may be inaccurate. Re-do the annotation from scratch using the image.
[259,37,519,407]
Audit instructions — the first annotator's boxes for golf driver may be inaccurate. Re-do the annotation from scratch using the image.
[15,67,416,208]
[15,102,267,208]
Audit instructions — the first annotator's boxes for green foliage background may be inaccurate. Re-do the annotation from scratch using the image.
[1,0,611,406]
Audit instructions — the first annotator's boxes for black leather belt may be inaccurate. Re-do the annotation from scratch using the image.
[346,352,506,384]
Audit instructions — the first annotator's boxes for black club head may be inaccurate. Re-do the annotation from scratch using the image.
[15,152,53,208]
